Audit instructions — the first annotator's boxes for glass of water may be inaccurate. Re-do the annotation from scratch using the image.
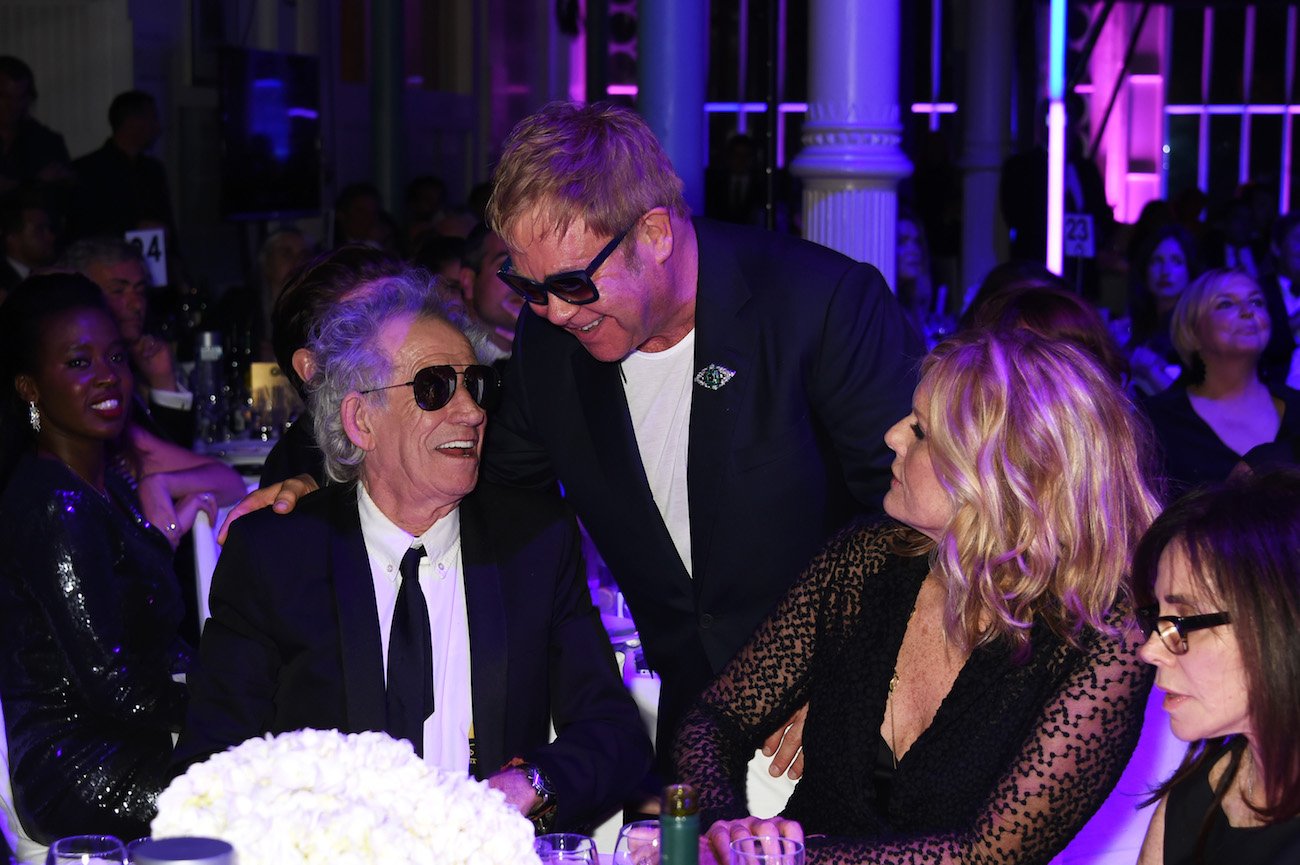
[612,820,661,864]
[729,835,804,865]
[46,835,128,865]
[534,832,597,863]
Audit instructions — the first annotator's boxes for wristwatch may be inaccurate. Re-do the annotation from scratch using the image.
[517,761,558,832]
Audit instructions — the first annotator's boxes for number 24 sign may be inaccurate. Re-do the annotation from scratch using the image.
[124,228,168,287]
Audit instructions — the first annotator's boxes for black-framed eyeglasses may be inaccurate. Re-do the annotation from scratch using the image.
[1137,605,1232,656]
[496,226,632,306]
[358,364,500,412]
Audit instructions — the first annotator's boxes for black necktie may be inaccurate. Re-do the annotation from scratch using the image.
[386,545,434,756]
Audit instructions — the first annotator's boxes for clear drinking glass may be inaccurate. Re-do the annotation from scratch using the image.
[46,834,128,865]
[534,832,598,863]
[124,837,149,865]
[612,820,661,865]
[729,835,805,865]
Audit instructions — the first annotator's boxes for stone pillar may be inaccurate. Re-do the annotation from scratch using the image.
[370,0,403,211]
[791,0,911,285]
[959,0,1013,305]
[638,0,709,214]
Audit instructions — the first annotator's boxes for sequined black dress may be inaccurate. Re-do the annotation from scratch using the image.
[0,454,191,843]
[674,521,1152,864]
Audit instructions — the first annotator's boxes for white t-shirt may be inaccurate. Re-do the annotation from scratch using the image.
[620,330,696,576]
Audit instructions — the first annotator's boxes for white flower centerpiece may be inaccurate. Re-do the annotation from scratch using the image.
[152,729,541,865]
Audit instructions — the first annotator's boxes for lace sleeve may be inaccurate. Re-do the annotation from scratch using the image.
[806,613,1154,865]
[674,524,879,825]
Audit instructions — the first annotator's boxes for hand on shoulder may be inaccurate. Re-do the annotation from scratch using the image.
[216,473,319,544]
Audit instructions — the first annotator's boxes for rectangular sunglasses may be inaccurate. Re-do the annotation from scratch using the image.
[496,226,631,306]
[359,364,501,412]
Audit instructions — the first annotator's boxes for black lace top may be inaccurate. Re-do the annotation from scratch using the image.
[0,454,191,843]
[674,521,1152,864]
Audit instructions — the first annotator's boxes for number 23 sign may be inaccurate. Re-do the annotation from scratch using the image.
[1063,213,1095,258]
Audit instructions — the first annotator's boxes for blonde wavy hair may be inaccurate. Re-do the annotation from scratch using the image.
[916,329,1162,655]
[486,101,688,243]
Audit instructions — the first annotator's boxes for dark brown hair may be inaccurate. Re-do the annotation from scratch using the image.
[966,284,1128,384]
[1134,468,1300,834]
[270,245,408,397]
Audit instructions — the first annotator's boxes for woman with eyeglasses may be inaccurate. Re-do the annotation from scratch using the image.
[1142,268,1300,495]
[676,328,1161,864]
[1134,469,1300,865]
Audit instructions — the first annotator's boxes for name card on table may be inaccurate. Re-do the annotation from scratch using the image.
[125,227,168,286]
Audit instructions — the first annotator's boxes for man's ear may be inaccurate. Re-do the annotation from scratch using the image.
[341,392,377,453]
[458,266,476,301]
[291,348,315,384]
[639,206,675,266]
[14,374,37,405]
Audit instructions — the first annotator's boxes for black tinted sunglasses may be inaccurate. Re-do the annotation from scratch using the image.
[496,226,632,306]
[1136,605,1232,656]
[359,364,501,412]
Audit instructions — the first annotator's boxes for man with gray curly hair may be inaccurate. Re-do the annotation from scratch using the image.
[176,270,652,833]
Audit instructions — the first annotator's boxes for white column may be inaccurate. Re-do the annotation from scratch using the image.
[959,0,1013,303]
[790,0,911,287]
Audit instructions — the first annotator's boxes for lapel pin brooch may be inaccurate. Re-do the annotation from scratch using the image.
[694,364,737,391]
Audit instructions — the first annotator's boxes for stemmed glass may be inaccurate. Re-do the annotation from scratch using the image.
[534,832,598,863]
[46,835,128,864]
[612,820,661,864]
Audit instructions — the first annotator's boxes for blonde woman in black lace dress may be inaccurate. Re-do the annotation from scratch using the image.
[676,329,1163,864]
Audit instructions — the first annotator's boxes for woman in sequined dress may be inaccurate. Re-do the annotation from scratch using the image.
[0,274,191,844]
[676,329,1163,864]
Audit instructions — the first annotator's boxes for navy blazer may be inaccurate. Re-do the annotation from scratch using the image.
[483,218,923,751]
[174,481,651,830]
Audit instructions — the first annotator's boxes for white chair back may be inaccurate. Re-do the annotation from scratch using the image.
[0,695,48,864]
[192,503,239,635]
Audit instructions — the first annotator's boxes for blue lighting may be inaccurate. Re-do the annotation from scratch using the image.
[248,78,291,161]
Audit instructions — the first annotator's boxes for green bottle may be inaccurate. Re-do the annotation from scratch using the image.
[660,783,700,865]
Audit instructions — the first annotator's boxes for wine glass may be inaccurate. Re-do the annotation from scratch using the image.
[729,835,804,865]
[612,820,661,864]
[534,832,597,863]
[46,834,128,865]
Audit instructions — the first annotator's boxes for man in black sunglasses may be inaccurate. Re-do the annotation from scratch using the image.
[177,271,652,832]
[483,101,924,780]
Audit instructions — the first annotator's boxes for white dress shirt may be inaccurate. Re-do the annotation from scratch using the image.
[357,482,474,774]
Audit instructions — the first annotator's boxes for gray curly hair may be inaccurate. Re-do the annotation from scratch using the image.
[307,270,476,483]
[58,235,147,275]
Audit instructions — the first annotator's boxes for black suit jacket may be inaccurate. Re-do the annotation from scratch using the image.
[174,482,651,830]
[68,140,177,243]
[0,258,23,295]
[1000,146,1114,298]
[483,218,923,751]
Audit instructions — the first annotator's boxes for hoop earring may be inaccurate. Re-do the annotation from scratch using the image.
[28,401,40,433]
